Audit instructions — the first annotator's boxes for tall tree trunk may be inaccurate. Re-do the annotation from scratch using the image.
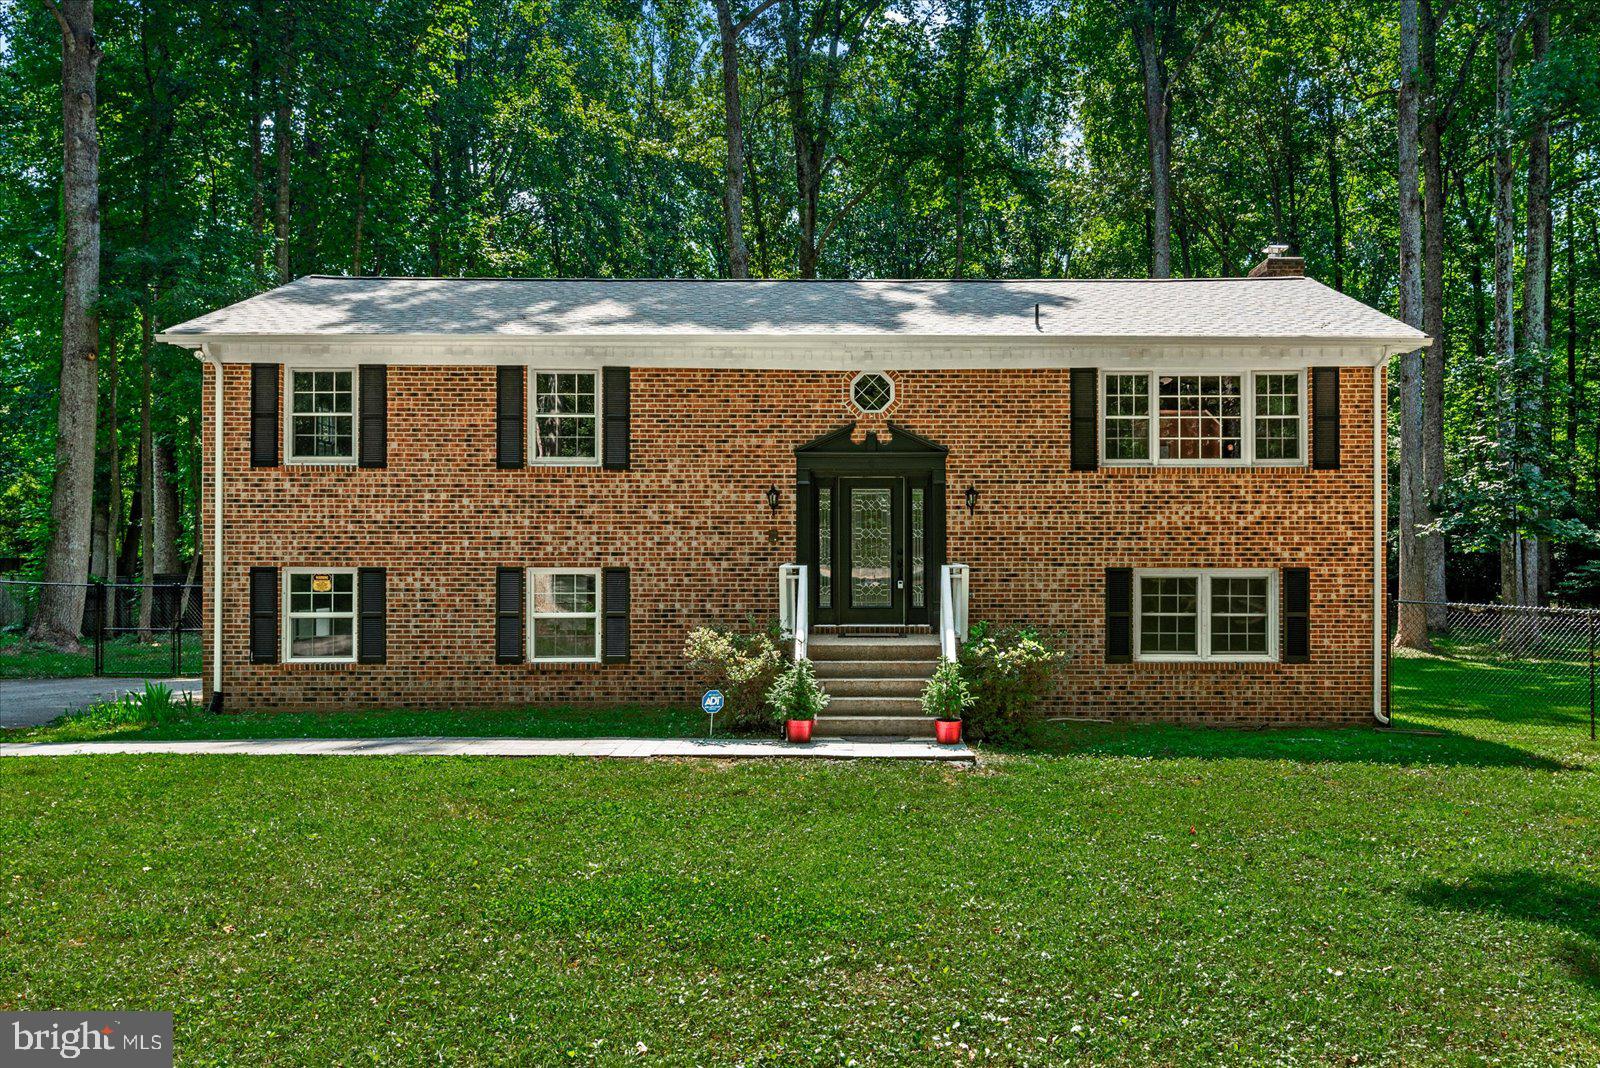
[1395,0,1432,648]
[1520,6,1550,605]
[91,331,119,632]
[31,0,102,649]
[714,0,752,278]
[249,0,265,280]
[1418,0,1448,625]
[1493,16,1523,607]
[1322,95,1345,292]
[153,441,180,574]
[1566,165,1578,500]
[352,134,370,275]
[273,8,295,285]
[1133,13,1172,278]
[948,0,976,278]
[137,309,155,639]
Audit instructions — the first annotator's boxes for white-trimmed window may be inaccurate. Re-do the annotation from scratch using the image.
[528,568,601,662]
[284,568,357,662]
[1101,371,1305,465]
[1134,569,1277,661]
[288,369,356,462]
[531,371,599,464]
[1253,373,1303,461]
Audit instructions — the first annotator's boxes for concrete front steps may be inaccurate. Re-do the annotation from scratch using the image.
[809,633,939,738]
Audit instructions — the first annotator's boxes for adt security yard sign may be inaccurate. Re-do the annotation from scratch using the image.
[702,689,725,737]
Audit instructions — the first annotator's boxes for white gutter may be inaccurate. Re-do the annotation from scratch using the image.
[1372,364,1388,725]
[199,344,224,709]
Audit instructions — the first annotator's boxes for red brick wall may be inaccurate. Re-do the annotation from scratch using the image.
[202,363,1381,724]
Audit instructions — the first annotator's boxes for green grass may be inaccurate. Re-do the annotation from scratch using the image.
[3,728,1596,1065]
[1391,644,1597,757]
[9,702,704,745]
[0,631,201,679]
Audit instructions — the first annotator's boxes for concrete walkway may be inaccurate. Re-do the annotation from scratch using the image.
[0,735,974,761]
[0,677,201,729]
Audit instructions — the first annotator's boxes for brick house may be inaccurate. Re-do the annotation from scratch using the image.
[157,250,1426,734]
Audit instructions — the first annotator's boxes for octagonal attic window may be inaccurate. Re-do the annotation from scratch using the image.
[851,372,894,414]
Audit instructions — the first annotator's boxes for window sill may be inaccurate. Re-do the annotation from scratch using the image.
[1128,657,1283,670]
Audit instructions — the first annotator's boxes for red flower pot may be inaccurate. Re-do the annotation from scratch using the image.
[786,718,814,743]
[934,719,963,745]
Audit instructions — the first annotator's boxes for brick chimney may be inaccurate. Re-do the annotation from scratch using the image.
[1247,243,1305,278]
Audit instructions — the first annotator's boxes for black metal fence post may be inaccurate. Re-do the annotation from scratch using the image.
[1385,597,1397,726]
[170,582,182,677]
[1589,612,1596,742]
[91,579,104,676]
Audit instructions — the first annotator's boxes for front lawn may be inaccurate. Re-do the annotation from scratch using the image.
[4,725,1597,1064]
[8,701,703,745]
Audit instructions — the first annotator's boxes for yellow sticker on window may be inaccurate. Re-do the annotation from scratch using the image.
[311,574,333,593]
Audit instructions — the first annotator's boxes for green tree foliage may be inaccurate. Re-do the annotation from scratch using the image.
[1,0,1596,606]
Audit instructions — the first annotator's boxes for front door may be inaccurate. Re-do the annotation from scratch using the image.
[838,478,902,624]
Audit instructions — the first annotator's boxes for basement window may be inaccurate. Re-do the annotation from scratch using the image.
[528,569,601,662]
[288,370,356,463]
[284,568,357,662]
[1134,569,1277,662]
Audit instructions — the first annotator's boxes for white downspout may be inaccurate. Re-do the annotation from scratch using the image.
[1372,362,1388,725]
[204,344,224,708]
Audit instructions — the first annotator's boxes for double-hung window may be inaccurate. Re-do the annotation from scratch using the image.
[1100,371,1304,465]
[288,370,356,463]
[531,372,599,464]
[1134,569,1277,661]
[285,568,357,662]
[529,568,601,662]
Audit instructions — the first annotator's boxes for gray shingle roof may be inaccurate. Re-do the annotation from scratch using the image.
[158,275,1426,344]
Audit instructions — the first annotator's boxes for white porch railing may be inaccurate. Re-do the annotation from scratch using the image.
[778,563,809,661]
[938,563,970,662]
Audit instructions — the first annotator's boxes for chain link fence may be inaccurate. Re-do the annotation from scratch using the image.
[1389,599,1598,746]
[0,578,203,679]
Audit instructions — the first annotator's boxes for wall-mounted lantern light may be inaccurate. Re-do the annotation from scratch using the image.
[964,485,979,515]
[766,485,782,515]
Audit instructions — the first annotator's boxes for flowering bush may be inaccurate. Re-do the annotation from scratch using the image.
[921,657,974,721]
[683,624,786,731]
[765,658,830,723]
[957,622,1066,743]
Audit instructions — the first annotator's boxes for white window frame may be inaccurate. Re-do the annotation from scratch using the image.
[1100,370,1307,468]
[527,567,603,663]
[1133,568,1279,663]
[528,369,602,467]
[285,368,359,465]
[849,371,895,414]
[282,567,359,664]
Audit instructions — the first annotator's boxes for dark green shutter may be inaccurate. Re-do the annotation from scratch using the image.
[495,568,525,663]
[249,567,279,663]
[251,364,280,467]
[602,366,630,470]
[1105,568,1132,663]
[1071,367,1099,471]
[497,366,525,468]
[357,568,386,663]
[358,365,387,468]
[602,567,630,662]
[1283,567,1310,662]
[1311,367,1340,469]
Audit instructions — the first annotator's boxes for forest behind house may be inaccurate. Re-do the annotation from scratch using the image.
[1,0,1597,648]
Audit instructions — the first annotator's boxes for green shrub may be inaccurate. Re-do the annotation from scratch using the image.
[765,658,830,723]
[957,622,1066,743]
[683,624,787,732]
[921,657,974,721]
[55,681,194,737]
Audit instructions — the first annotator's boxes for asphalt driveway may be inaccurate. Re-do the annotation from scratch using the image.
[0,677,200,729]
